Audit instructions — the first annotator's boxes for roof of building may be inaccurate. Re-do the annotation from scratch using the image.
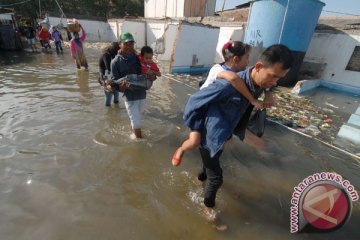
[235,2,251,9]
[319,16,360,27]
[0,7,14,14]
[317,16,360,33]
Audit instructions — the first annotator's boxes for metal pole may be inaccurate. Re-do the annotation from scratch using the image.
[279,0,290,44]
[39,0,41,18]
[221,0,226,12]
[54,0,66,18]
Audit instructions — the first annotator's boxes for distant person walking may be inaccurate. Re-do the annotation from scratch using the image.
[70,25,88,70]
[35,26,42,47]
[38,26,51,50]
[99,42,120,106]
[51,27,63,54]
[25,25,36,52]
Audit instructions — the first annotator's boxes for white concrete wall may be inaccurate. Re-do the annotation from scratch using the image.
[48,17,116,42]
[305,32,360,88]
[108,20,120,41]
[146,22,166,48]
[157,24,179,61]
[144,0,215,18]
[0,13,13,21]
[214,26,244,63]
[119,20,146,49]
[145,0,184,18]
[144,20,180,61]
[171,23,219,71]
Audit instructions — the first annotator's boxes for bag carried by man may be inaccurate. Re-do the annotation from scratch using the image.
[247,108,266,137]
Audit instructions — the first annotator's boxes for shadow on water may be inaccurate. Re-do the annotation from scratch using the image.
[0,49,359,240]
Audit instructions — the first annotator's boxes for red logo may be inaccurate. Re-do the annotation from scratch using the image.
[301,183,350,231]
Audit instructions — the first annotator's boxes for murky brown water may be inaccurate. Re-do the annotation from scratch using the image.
[0,49,359,240]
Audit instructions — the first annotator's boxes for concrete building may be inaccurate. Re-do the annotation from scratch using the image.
[304,17,360,92]
[14,1,360,92]
[47,15,115,42]
[144,0,216,18]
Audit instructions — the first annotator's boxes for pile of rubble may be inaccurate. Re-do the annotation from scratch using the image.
[61,41,112,50]
[167,74,340,143]
[266,87,339,142]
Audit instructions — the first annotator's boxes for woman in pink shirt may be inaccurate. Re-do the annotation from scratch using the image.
[70,25,88,70]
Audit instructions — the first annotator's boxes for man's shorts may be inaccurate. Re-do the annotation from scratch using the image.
[124,99,146,129]
[27,38,35,45]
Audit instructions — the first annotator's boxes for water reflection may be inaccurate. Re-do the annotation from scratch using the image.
[76,69,90,95]
[0,49,359,240]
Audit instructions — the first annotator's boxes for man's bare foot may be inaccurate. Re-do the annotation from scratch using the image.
[130,133,137,140]
[203,207,228,231]
[203,207,218,222]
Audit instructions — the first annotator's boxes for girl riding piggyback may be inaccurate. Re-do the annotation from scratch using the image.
[172,41,264,166]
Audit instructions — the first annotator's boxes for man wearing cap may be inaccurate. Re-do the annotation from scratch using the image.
[110,32,146,138]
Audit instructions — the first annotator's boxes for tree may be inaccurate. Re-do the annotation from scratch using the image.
[0,0,144,19]
[108,0,144,17]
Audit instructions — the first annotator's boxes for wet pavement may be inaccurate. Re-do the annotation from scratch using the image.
[0,48,359,239]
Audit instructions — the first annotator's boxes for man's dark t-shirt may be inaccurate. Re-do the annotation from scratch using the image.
[26,27,35,39]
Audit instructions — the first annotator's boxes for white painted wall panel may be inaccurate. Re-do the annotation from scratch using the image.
[157,24,179,61]
[144,0,154,18]
[147,22,166,48]
[167,0,185,18]
[121,21,146,48]
[171,24,219,70]
[108,20,119,41]
[0,13,13,21]
[145,0,185,18]
[305,33,360,88]
[48,17,114,42]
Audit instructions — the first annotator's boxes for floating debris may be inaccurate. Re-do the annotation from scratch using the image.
[322,108,335,114]
[267,87,340,143]
[324,118,333,123]
[299,125,321,136]
[325,102,339,109]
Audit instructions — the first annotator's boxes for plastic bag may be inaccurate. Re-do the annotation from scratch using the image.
[247,109,266,137]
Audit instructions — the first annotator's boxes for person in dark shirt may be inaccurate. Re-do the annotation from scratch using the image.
[98,42,120,106]
[25,26,36,52]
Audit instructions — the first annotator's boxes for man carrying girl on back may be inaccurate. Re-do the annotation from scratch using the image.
[172,41,264,166]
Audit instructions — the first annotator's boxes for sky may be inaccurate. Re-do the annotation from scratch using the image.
[215,0,360,16]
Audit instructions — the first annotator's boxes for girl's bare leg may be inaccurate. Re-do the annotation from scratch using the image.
[172,131,201,166]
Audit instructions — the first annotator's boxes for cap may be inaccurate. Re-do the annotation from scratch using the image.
[120,32,135,43]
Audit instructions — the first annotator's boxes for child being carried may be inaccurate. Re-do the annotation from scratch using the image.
[108,46,161,91]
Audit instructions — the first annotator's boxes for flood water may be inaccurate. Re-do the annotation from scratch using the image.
[303,87,360,154]
[0,49,359,240]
